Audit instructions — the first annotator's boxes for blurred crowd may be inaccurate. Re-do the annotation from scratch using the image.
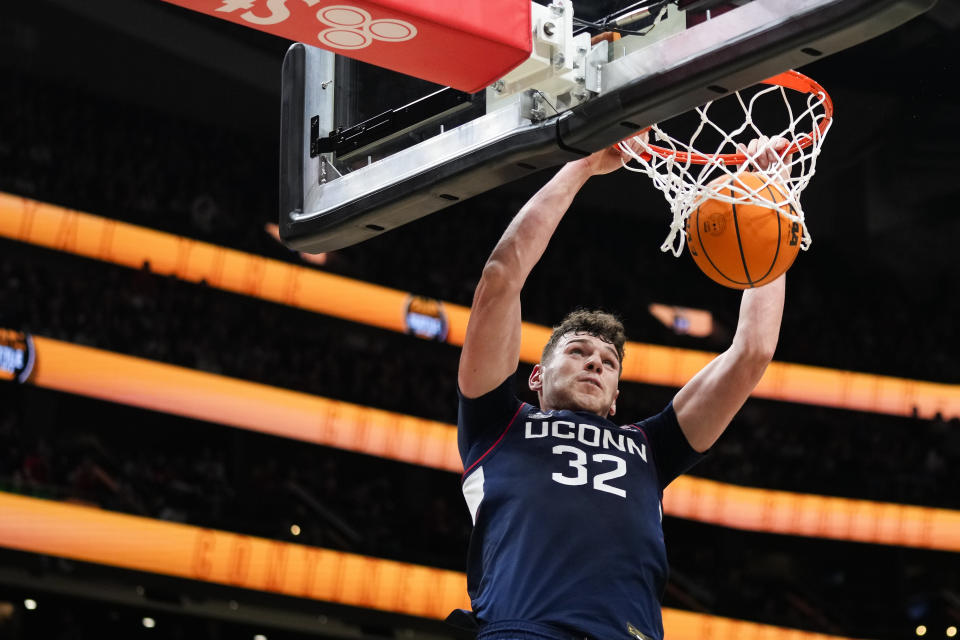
[0,381,468,572]
[1,70,958,638]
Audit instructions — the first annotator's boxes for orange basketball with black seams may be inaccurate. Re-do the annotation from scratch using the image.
[685,172,801,289]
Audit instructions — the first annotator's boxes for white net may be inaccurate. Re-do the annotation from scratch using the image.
[618,71,833,257]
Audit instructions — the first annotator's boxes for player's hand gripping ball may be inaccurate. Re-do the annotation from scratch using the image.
[685,137,802,289]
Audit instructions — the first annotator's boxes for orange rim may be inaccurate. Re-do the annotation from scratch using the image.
[642,70,834,166]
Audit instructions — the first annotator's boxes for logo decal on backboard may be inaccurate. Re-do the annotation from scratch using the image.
[216,0,290,24]
[215,1,418,49]
[316,5,418,50]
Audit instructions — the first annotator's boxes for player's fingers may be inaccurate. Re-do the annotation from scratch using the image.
[736,142,749,168]
[618,140,638,161]
[768,136,786,165]
[772,136,794,169]
[619,129,652,164]
[758,136,772,164]
[745,139,763,171]
[619,131,643,153]
[759,135,784,170]
[763,146,777,170]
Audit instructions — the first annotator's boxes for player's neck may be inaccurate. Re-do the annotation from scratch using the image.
[539,398,611,421]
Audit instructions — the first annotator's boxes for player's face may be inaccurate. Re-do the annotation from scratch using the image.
[530,332,620,417]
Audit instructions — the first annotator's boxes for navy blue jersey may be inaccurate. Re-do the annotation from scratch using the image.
[458,375,704,640]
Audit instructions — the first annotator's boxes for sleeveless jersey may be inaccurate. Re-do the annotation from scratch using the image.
[458,375,704,640]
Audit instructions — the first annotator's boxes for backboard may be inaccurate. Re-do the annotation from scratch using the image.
[279,0,936,254]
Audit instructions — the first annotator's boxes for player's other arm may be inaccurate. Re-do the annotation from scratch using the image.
[672,275,785,452]
[672,135,791,452]
[457,161,591,398]
[458,143,636,398]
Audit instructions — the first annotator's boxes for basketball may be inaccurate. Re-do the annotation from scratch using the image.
[684,172,801,289]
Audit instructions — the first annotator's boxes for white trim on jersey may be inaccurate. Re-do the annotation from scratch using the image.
[462,466,485,525]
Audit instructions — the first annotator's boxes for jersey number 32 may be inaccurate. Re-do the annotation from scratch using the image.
[551,445,627,498]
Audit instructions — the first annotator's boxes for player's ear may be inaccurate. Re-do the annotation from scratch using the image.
[608,388,620,417]
[528,364,544,392]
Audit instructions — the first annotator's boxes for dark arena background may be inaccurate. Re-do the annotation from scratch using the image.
[2,1,960,639]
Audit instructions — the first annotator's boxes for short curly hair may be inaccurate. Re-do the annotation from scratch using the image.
[541,309,626,367]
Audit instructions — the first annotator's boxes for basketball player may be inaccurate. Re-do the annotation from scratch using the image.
[456,136,787,640]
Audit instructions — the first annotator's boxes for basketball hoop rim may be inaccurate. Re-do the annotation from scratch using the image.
[639,70,834,166]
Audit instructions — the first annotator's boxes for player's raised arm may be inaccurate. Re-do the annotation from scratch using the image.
[673,135,790,452]
[672,274,785,452]
[457,142,636,398]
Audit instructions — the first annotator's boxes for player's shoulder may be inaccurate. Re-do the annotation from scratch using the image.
[621,402,679,434]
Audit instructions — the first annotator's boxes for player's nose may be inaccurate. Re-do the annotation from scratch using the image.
[585,352,602,371]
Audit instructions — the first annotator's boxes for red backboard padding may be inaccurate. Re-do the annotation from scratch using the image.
[160,0,532,92]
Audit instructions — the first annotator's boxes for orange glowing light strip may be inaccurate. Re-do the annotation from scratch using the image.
[29,336,463,472]
[662,476,959,552]
[661,608,858,640]
[0,491,469,619]
[0,492,859,640]
[21,335,960,552]
[0,192,956,419]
